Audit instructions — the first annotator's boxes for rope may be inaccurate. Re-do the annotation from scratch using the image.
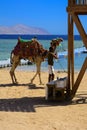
[56,59,67,73]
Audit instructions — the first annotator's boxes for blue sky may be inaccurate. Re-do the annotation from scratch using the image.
[0,0,86,35]
[0,0,68,34]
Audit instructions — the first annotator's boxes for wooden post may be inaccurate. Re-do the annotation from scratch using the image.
[67,14,74,99]
[67,0,87,100]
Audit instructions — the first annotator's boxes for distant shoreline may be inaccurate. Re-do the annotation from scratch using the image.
[0,34,81,40]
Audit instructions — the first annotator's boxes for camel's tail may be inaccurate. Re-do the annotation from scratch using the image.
[10,51,14,64]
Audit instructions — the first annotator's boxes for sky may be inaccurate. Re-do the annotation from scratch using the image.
[0,0,86,35]
[0,0,68,34]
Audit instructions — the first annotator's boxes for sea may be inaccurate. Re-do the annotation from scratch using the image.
[0,34,87,72]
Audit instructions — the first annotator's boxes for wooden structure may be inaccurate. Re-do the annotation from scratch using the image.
[45,0,87,101]
[66,0,87,99]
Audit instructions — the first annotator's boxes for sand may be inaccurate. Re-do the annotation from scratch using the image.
[0,68,87,130]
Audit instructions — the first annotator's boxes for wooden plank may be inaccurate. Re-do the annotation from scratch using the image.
[67,6,87,14]
[67,14,74,98]
[70,16,74,88]
[72,57,87,97]
[67,14,71,96]
[72,14,87,48]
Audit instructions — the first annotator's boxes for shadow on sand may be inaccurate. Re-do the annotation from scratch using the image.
[0,83,44,89]
[0,97,70,112]
[0,95,86,112]
[0,84,87,112]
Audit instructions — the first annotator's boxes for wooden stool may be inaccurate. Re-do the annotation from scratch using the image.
[46,77,67,101]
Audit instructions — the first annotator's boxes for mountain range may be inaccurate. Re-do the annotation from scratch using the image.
[0,24,49,35]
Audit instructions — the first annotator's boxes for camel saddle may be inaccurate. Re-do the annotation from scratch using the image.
[12,38,46,59]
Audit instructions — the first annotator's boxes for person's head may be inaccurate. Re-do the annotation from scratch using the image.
[49,47,54,52]
[50,42,56,52]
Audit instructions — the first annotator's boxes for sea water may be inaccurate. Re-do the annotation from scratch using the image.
[0,35,87,72]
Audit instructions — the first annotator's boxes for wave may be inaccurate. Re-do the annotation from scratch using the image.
[58,46,87,58]
[0,59,30,68]
[0,47,86,68]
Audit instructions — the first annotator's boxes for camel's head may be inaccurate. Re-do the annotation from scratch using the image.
[50,38,63,51]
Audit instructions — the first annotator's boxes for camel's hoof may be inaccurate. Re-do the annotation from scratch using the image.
[12,82,18,85]
[30,79,33,84]
[39,83,44,85]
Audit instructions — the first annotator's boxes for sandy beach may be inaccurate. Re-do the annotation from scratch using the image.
[0,68,87,130]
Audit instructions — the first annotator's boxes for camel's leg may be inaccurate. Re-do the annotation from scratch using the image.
[31,71,42,85]
[10,62,19,84]
[31,72,38,84]
[38,72,42,85]
[36,61,42,85]
[30,59,42,84]
[10,57,20,84]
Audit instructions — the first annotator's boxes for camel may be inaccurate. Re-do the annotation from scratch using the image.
[10,37,63,84]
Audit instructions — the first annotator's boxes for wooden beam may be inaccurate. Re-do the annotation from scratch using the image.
[67,14,71,98]
[70,16,74,89]
[67,6,87,14]
[67,14,74,98]
[72,14,87,48]
[71,57,87,97]
[67,14,71,96]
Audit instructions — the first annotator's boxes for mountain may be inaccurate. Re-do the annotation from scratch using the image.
[0,24,50,35]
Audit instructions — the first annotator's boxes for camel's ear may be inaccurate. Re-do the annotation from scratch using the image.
[57,38,63,42]
[18,37,21,41]
[56,38,63,46]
